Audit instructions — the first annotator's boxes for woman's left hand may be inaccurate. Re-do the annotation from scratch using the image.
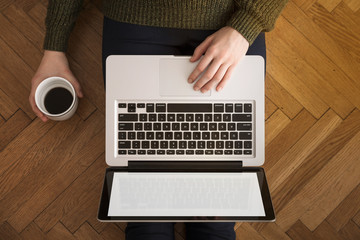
[188,26,249,93]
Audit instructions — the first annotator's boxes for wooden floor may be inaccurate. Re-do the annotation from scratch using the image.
[1,0,360,239]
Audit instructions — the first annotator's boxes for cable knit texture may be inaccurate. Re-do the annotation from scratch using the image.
[44,0,288,52]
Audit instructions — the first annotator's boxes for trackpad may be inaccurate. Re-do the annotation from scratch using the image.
[159,58,211,97]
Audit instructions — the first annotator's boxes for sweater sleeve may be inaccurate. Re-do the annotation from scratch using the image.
[43,0,84,52]
[227,0,288,45]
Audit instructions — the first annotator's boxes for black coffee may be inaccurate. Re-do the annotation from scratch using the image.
[44,87,74,114]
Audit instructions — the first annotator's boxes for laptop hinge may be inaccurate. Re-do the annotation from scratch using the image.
[128,161,243,171]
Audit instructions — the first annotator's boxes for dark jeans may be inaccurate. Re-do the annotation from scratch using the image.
[101,17,266,240]
[102,17,266,83]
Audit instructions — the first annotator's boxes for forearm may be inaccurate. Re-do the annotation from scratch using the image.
[227,0,289,45]
[44,0,84,52]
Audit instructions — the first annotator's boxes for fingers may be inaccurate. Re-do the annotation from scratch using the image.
[66,74,83,98]
[216,65,236,91]
[199,64,229,92]
[188,54,213,84]
[190,35,213,62]
[192,59,223,92]
[29,94,48,122]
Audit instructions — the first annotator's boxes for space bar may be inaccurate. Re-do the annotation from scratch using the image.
[167,104,212,112]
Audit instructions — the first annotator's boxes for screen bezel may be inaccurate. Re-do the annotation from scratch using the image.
[98,167,275,221]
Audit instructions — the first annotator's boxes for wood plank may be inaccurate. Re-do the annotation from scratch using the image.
[317,0,342,12]
[3,4,44,50]
[0,13,41,73]
[339,220,360,240]
[0,222,21,240]
[0,64,35,119]
[265,96,277,120]
[286,220,317,240]
[0,115,81,220]
[0,88,18,120]
[35,154,106,232]
[82,2,104,36]
[235,223,265,240]
[100,224,126,240]
[8,126,105,232]
[0,109,31,151]
[259,222,291,240]
[20,222,48,240]
[267,51,329,119]
[276,122,360,230]
[74,222,103,240]
[0,117,55,178]
[267,109,342,191]
[265,109,291,147]
[313,220,344,240]
[265,74,302,119]
[343,0,360,12]
[27,2,46,32]
[266,15,355,119]
[76,96,97,121]
[47,222,76,240]
[327,184,360,231]
[275,12,360,109]
[354,211,360,228]
[264,109,316,170]
[292,0,317,11]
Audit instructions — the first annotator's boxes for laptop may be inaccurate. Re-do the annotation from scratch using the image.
[98,55,275,222]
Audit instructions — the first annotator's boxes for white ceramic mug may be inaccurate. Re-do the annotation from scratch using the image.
[35,76,78,121]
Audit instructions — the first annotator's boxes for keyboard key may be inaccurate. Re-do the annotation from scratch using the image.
[240,132,252,140]
[219,123,226,130]
[135,123,142,130]
[168,103,212,112]
[214,114,222,121]
[179,141,187,149]
[235,141,243,149]
[191,123,198,131]
[205,114,212,121]
[137,103,145,108]
[158,114,166,121]
[186,150,195,155]
[146,132,154,140]
[154,123,161,130]
[230,132,238,140]
[214,104,224,112]
[237,123,252,130]
[157,150,165,155]
[137,132,145,139]
[128,150,136,155]
[138,150,146,155]
[244,150,252,155]
[163,123,171,131]
[156,103,166,112]
[128,132,135,139]
[174,132,182,139]
[197,141,205,149]
[195,114,203,121]
[176,150,185,155]
[118,103,126,108]
[181,123,189,131]
[144,123,152,130]
[128,103,136,112]
[156,132,164,139]
[216,141,224,149]
[196,150,204,155]
[118,132,126,139]
[221,132,229,140]
[149,114,157,121]
[184,132,192,139]
[228,123,235,130]
[167,114,175,121]
[244,141,252,149]
[118,150,126,155]
[225,141,233,149]
[147,150,156,154]
[223,114,231,122]
[119,123,133,130]
[193,132,201,139]
[186,114,194,121]
[200,123,208,130]
[140,114,147,121]
[244,104,252,112]
[209,123,217,131]
[205,150,214,155]
[160,141,168,149]
[165,132,173,140]
[211,132,219,140]
[188,141,196,149]
[170,141,177,149]
[234,150,242,155]
[233,114,252,121]
[202,132,210,139]
[119,114,138,121]
[167,150,175,155]
[151,141,159,149]
[177,114,185,121]
[225,104,233,112]
[207,141,215,149]
[172,123,180,130]
[215,150,223,155]
[225,150,233,155]
[132,141,140,148]
[146,103,154,112]
[235,104,243,112]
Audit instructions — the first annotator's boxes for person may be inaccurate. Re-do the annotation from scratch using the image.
[29,0,288,239]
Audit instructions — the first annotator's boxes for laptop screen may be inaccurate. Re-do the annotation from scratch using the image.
[98,167,274,221]
[108,172,265,217]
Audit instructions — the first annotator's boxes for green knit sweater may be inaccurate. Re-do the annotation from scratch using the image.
[44,0,288,52]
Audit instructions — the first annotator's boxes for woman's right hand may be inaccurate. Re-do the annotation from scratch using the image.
[29,50,83,122]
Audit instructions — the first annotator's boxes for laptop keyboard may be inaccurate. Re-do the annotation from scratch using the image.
[117,102,254,156]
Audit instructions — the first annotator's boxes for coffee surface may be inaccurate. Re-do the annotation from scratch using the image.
[44,87,73,114]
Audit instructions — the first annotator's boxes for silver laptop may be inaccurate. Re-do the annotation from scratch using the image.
[98,55,274,222]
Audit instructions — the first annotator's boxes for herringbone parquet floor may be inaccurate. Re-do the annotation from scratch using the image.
[1,0,360,239]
